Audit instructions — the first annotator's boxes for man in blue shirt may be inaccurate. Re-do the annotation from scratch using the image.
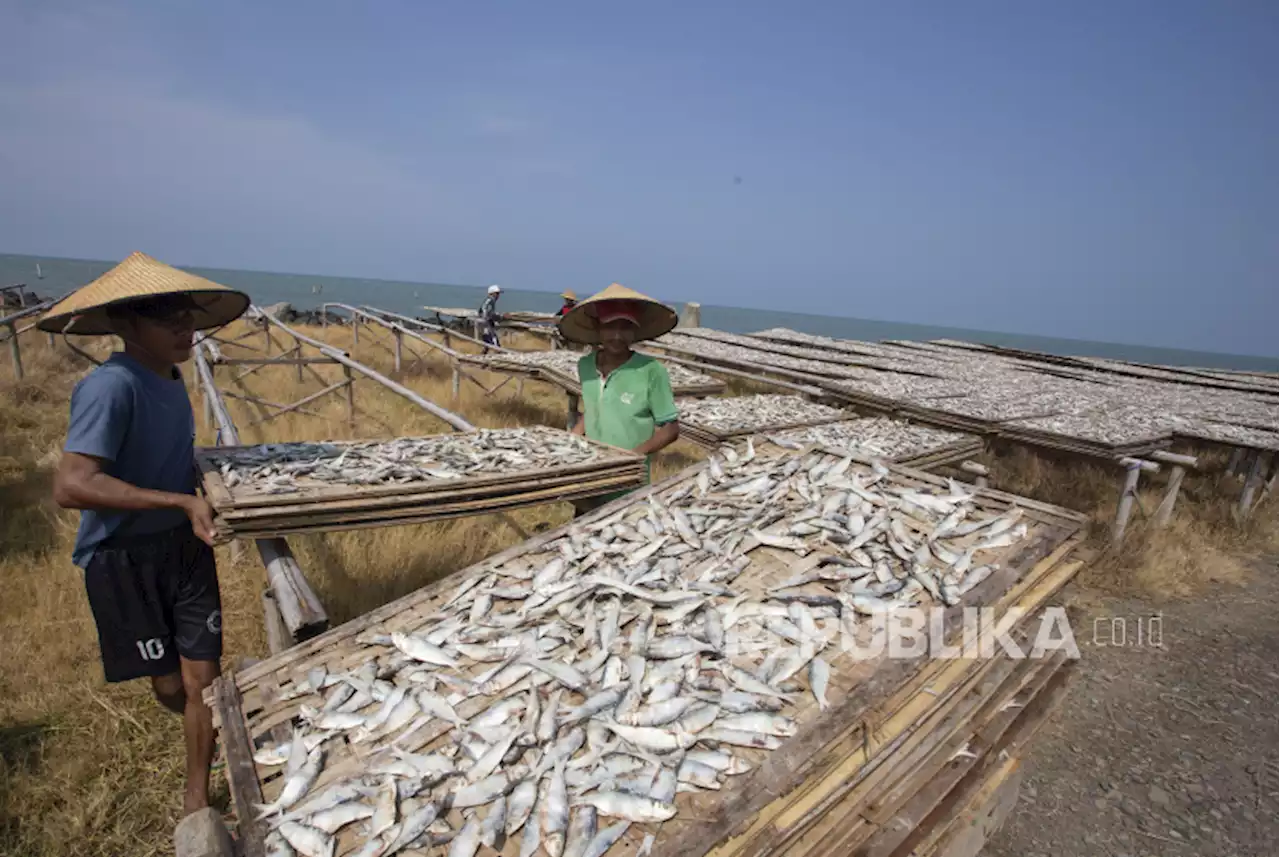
[45,259,247,817]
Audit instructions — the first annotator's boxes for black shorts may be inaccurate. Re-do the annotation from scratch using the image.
[83,524,223,683]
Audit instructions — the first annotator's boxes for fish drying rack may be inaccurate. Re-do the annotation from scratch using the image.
[197,433,645,540]
[207,446,1089,857]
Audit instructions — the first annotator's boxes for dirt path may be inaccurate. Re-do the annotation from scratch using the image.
[988,556,1279,857]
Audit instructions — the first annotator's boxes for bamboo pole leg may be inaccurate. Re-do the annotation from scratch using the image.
[451,362,461,399]
[1149,450,1197,528]
[344,366,356,425]
[352,318,360,350]
[960,460,989,489]
[46,331,55,348]
[261,590,290,655]
[566,392,580,430]
[1237,452,1267,519]
[393,330,403,373]
[6,322,22,380]
[1153,464,1186,527]
[1111,459,1154,545]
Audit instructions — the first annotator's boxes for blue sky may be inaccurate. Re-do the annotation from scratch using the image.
[0,1,1275,355]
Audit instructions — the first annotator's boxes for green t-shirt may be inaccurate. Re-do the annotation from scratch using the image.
[577,351,679,482]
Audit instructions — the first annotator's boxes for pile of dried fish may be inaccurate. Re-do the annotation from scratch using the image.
[675,395,847,448]
[730,328,1278,454]
[667,329,935,375]
[251,446,1031,857]
[204,428,615,497]
[653,333,929,383]
[764,418,973,463]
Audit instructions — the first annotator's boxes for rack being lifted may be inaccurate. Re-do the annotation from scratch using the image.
[198,427,646,539]
[207,444,1088,857]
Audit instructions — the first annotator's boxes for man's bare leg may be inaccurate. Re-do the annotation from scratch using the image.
[152,672,186,714]
[179,656,221,815]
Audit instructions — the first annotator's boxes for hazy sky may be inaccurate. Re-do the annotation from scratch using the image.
[0,1,1275,355]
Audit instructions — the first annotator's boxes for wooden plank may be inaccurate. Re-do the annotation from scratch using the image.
[918,755,1022,857]
[211,676,268,857]
[858,661,1074,857]
[862,650,1066,826]
[219,356,341,366]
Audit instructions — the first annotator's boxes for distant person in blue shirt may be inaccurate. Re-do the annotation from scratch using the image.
[42,253,249,817]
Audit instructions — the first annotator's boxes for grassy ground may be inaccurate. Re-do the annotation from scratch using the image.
[0,321,1273,856]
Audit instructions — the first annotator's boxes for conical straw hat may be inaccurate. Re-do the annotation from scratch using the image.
[557,283,677,345]
[37,252,251,335]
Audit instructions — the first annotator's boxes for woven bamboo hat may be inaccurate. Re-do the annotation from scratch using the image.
[37,252,250,335]
[557,283,677,345]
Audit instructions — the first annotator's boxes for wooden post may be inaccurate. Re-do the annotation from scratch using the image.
[566,392,580,430]
[193,346,329,641]
[960,460,989,489]
[45,331,55,348]
[678,302,702,329]
[261,590,291,655]
[393,329,403,373]
[352,317,360,350]
[263,322,272,356]
[294,345,304,384]
[6,321,22,380]
[256,538,328,641]
[1225,447,1244,478]
[451,360,461,399]
[344,364,355,425]
[1237,451,1267,519]
[1112,457,1159,545]
[1151,451,1197,527]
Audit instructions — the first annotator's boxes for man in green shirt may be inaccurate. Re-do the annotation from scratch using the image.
[559,284,682,512]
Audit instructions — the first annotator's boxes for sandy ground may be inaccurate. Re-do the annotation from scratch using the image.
[988,555,1279,857]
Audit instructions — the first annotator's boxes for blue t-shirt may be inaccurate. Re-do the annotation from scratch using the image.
[65,353,197,567]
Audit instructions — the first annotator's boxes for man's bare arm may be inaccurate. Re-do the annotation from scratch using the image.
[54,451,218,545]
[634,421,679,457]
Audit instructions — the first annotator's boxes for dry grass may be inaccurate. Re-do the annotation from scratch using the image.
[981,442,1277,599]
[0,321,1273,855]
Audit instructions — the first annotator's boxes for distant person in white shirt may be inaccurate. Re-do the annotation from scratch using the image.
[479,284,502,352]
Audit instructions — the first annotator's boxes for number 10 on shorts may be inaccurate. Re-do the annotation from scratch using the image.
[136,638,166,660]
